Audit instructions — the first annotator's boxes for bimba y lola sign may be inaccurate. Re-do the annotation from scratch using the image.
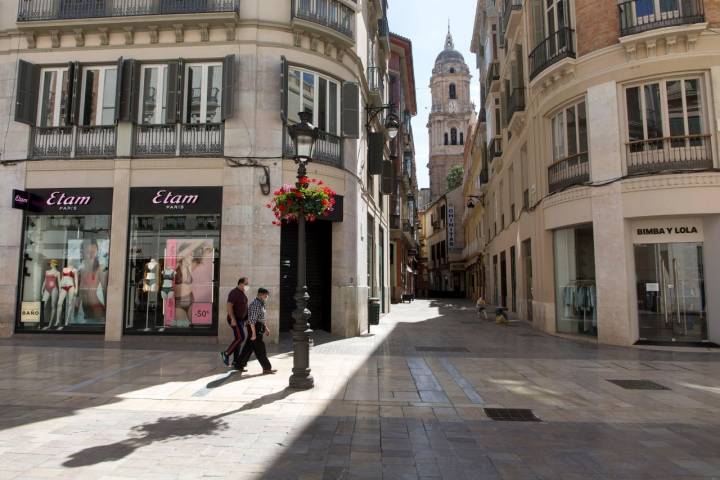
[632,218,703,244]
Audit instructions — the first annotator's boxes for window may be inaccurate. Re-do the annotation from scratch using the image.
[449,83,457,99]
[449,67,455,74]
[444,132,449,145]
[451,128,458,145]
[139,65,169,124]
[545,0,568,37]
[551,101,587,161]
[79,66,117,126]
[37,68,70,127]
[460,132,464,145]
[287,67,341,135]
[626,78,704,150]
[184,63,223,124]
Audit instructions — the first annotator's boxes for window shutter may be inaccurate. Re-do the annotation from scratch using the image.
[368,131,384,175]
[280,55,288,122]
[114,57,123,123]
[531,0,545,49]
[14,60,40,126]
[67,62,82,125]
[341,81,360,138]
[381,160,393,194]
[176,59,185,123]
[166,62,178,124]
[221,54,236,121]
[117,59,139,123]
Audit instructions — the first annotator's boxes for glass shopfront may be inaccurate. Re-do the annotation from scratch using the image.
[125,187,222,334]
[554,224,597,336]
[17,189,113,332]
[633,218,707,343]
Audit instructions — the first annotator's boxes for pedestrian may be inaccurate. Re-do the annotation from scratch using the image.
[220,277,249,369]
[476,296,488,320]
[236,287,277,375]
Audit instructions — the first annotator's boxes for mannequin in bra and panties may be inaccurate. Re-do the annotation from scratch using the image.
[55,261,78,330]
[42,259,61,328]
[142,259,159,330]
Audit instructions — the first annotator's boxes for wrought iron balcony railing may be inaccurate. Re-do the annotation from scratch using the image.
[529,27,576,80]
[626,134,712,175]
[367,66,384,100]
[619,0,705,37]
[283,125,344,168]
[484,61,500,94]
[291,0,355,40]
[548,151,590,194]
[502,0,523,36]
[489,137,502,161]
[133,124,178,157]
[180,123,224,156]
[17,0,239,22]
[29,125,116,159]
[505,87,526,124]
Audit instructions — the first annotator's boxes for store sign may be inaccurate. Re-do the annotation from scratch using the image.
[12,189,30,210]
[447,205,456,248]
[20,302,41,323]
[27,188,113,215]
[130,187,223,214]
[632,218,704,244]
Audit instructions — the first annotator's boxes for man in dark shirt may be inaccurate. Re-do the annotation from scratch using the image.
[220,277,249,369]
[236,287,276,374]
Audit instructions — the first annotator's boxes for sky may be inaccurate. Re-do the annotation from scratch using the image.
[388,0,480,189]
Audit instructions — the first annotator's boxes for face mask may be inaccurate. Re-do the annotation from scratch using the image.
[244,286,249,292]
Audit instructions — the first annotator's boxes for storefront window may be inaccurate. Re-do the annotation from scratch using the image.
[17,189,113,332]
[554,224,597,336]
[125,187,222,334]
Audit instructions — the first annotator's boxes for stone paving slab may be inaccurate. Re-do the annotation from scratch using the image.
[0,299,719,479]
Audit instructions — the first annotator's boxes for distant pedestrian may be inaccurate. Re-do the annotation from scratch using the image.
[476,296,488,320]
[236,288,277,375]
[220,277,249,369]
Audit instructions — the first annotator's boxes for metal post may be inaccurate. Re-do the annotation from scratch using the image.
[289,162,314,390]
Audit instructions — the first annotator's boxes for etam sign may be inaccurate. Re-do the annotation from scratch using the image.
[24,188,113,215]
[131,187,223,214]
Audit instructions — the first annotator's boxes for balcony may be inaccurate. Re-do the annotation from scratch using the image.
[291,0,355,42]
[283,125,344,168]
[619,0,704,37]
[479,108,487,124]
[548,152,590,194]
[529,27,576,81]
[390,214,401,230]
[367,66,384,104]
[501,0,523,39]
[489,137,502,161]
[626,134,712,175]
[17,0,239,22]
[29,125,116,159]
[180,123,224,156]
[485,61,500,94]
[505,87,525,125]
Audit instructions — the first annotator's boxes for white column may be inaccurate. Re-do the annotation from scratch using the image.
[105,160,130,342]
[587,81,623,182]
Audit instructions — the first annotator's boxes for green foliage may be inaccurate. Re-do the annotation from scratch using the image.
[446,165,464,191]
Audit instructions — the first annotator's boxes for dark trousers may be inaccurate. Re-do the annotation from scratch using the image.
[236,324,272,371]
[225,321,246,365]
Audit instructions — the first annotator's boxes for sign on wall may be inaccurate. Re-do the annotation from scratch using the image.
[632,218,704,244]
[20,302,41,323]
[26,188,114,215]
[447,204,455,248]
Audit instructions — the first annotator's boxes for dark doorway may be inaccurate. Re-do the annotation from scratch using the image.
[280,221,332,333]
[500,251,508,308]
[510,245,517,313]
[522,239,533,321]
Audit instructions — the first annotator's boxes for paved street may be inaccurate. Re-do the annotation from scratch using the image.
[1,299,720,479]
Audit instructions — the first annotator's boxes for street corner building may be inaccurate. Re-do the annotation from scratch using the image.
[0,0,414,345]
[461,0,720,346]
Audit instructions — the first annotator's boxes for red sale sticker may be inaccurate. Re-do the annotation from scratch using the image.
[191,303,213,325]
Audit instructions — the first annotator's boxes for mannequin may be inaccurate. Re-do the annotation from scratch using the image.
[159,264,176,333]
[42,259,61,329]
[55,261,78,330]
[143,259,159,331]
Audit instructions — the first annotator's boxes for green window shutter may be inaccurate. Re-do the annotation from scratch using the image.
[114,57,124,124]
[69,62,82,126]
[342,81,360,138]
[221,54,236,121]
[14,60,39,126]
[280,56,288,122]
[117,59,140,123]
[165,61,178,125]
[368,131,384,175]
[381,160,393,194]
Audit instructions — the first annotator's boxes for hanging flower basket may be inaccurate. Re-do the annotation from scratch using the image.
[267,177,337,225]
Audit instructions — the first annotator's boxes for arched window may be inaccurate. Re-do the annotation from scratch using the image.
[449,67,455,74]
[449,83,457,99]
[450,128,457,145]
[444,133,449,145]
[460,132,464,145]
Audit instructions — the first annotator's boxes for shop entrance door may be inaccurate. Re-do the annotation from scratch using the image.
[522,239,533,321]
[635,243,706,342]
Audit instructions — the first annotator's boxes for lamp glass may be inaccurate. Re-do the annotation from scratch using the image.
[296,134,314,159]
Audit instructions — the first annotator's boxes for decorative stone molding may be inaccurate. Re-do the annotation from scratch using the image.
[619,23,707,60]
[123,27,134,45]
[621,172,720,193]
[148,26,159,44]
[530,61,576,98]
[173,24,184,43]
[97,28,109,46]
[73,29,84,47]
[310,34,320,52]
[542,185,591,208]
[25,32,36,49]
[335,44,345,61]
[50,30,60,48]
[293,30,302,48]
[324,41,333,57]
[199,23,209,42]
[224,23,236,42]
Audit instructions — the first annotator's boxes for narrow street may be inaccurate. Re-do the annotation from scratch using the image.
[1,299,719,479]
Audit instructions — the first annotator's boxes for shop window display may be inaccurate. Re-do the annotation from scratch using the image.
[17,189,113,332]
[125,187,222,334]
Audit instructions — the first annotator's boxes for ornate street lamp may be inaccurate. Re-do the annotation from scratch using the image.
[287,110,319,390]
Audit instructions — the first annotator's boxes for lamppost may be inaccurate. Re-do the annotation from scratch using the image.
[287,111,319,390]
[466,194,484,209]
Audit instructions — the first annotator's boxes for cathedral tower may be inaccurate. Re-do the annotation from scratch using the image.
[427,27,474,199]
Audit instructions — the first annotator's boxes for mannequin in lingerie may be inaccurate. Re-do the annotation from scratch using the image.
[158,263,176,333]
[42,259,61,329]
[143,259,159,331]
[55,261,78,330]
